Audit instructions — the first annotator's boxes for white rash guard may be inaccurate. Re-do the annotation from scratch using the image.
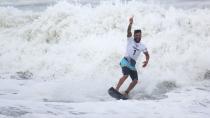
[125,37,148,61]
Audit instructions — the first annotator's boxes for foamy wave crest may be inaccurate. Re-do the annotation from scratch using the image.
[0,1,210,94]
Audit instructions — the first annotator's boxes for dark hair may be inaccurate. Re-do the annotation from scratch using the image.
[134,29,141,34]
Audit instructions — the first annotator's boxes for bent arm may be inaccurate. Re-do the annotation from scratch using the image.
[142,51,150,67]
[144,52,150,62]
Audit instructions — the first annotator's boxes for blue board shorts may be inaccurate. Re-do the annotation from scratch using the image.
[120,57,138,80]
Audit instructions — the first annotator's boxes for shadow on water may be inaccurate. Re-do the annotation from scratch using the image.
[204,70,210,80]
[0,107,30,117]
[132,81,177,100]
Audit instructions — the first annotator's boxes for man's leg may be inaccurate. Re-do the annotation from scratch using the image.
[115,67,130,91]
[124,70,138,96]
[125,79,138,95]
[115,75,128,91]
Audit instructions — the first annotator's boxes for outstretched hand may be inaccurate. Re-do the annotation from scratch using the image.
[129,16,134,24]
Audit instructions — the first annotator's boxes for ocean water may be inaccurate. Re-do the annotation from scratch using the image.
[1,0,210,10]
[0,0,210,117]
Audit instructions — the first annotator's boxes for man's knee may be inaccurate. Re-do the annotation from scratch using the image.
[120,75,128,81]
[122,75,129,79]
[132,79,138,84]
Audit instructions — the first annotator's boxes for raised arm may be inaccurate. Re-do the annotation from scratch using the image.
[127,16,133,37]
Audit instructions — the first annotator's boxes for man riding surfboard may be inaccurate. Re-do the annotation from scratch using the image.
[115,16,150,97]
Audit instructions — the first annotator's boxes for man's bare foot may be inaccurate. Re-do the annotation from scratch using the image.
[114,87,119,92]
[123,91,129,97]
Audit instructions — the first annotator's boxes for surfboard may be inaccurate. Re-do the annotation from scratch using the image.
[108,87,128,100]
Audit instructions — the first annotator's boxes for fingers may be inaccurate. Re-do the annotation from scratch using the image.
[129,16,134,23]
[130,16,134,19]
[129,17,133,21]
[142,64,147,68]
[142,61,148,68]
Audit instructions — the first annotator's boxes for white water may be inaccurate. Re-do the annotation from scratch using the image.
[0,0,210,117]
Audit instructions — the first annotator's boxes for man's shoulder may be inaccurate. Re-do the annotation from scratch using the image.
[140,42,145,46]
[139,42,147,48]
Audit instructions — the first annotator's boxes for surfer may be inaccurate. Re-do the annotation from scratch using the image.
[115,16,150,97]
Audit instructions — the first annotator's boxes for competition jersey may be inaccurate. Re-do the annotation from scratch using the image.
[125,37,147,61]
